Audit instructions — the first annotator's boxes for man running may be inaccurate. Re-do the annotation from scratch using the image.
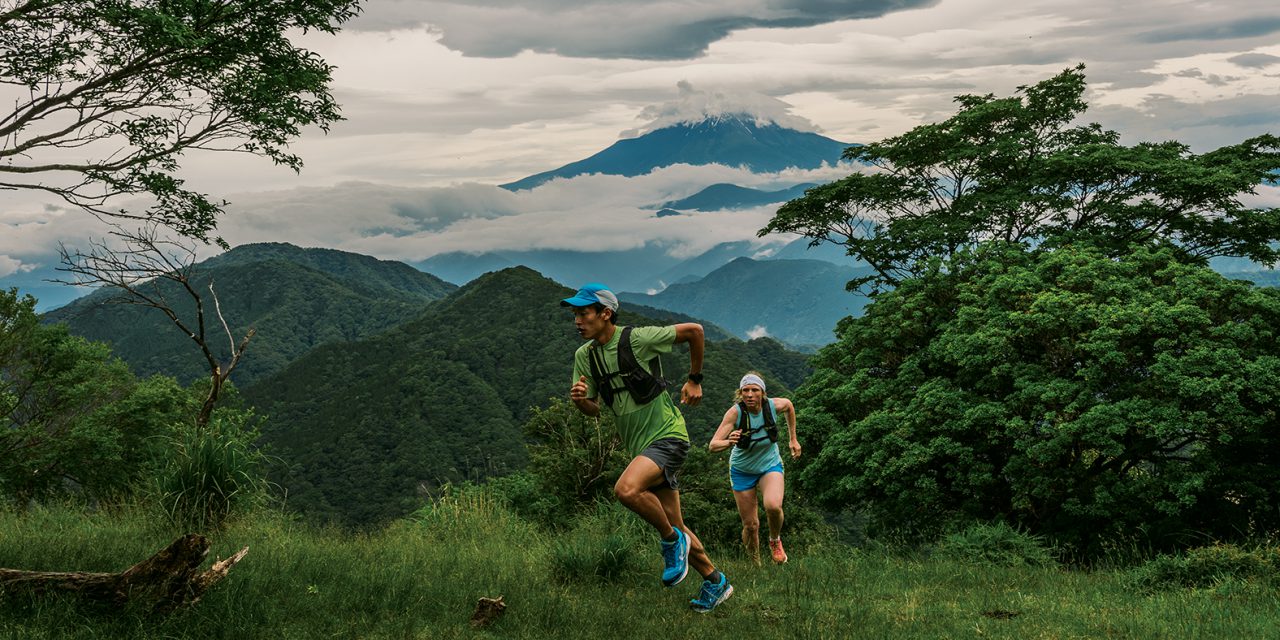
[563,282,732,614]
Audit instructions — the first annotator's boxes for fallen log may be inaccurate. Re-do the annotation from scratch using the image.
[0,534,248,613]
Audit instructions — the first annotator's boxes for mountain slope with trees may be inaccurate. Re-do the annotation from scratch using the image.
[45,243,456,386]
[245,266,807,527]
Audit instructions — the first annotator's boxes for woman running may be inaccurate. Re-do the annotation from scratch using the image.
[708,372,800,563]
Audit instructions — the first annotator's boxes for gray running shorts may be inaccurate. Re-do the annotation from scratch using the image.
[639,437,690,491]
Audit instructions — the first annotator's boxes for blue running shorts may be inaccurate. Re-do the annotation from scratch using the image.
[729,462,784,492]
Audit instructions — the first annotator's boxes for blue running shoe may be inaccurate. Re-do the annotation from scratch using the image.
[689,573,733,613]
[660,528,689,587]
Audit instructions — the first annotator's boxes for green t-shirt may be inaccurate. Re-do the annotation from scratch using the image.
[571,325,689,457]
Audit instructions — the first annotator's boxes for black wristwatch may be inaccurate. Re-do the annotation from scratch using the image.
[687,372,704,384]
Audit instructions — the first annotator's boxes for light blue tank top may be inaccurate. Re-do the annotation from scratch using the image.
[728,399,784,474]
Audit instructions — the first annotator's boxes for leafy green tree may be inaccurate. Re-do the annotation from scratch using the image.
[0,288,190,501]
[763,65,1280,291]
[0,0,360,241]
[768,67,1280,554]
[522,398,627,509]
[795,244,1280,552]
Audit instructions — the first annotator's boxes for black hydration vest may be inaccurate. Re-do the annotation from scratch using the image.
[587,326,668,408]
[735,398,778,450]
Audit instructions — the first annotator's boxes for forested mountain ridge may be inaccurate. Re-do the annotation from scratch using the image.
[200,242,456,299]
[245,266,809,527]
[44,243,456,386]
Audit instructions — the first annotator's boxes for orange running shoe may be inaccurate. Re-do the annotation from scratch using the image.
[769,538,788,564]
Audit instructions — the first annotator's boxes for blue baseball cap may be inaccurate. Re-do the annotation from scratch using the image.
[560,283,619,311]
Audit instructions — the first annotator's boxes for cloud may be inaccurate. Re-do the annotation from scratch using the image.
[746,325,770,339]
[1228,53,1280,68]
[351,0,941,60]
[8,0,1280,293]
[1091,92,1280,151]
[0,204,112,261]
[216,162,852,261]
[624,81,819,136]
[1140,16,1280,43]
[0,255,36,279]
[260,1,1280,198]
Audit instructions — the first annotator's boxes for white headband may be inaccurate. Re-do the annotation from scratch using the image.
[739,374,766,394]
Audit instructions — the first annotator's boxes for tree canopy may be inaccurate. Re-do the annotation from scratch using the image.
[763,65,1280,291]
[793,245,1280,552]
[0,288,193,502]
[0,0,360,241]
[769,66,1280,554]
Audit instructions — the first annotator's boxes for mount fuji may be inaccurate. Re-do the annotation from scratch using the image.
[421,114,859,295]
[500,115,851,191]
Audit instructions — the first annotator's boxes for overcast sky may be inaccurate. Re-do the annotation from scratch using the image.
[4,0,1280,293]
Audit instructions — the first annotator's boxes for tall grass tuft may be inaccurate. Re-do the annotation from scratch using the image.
[150,409,269,531]
[547,503,648,583]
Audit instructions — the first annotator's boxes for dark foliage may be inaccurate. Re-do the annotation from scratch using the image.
[1,288,195,502]
[795,244,1280,553]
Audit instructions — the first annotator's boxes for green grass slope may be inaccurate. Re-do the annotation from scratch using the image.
[3,503,1277,639]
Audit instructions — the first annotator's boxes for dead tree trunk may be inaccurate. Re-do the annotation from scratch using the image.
[0,534,248,613]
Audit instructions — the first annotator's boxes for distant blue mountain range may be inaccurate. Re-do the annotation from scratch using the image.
[416,235,853,293]
[500,115,850,191]
[657,182,817,211]
[620,256,875,348]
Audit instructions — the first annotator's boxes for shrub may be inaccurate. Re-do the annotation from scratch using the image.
[1129,543,1280,590]
[934,521,1058,568]
[485,470,566,526]
[522,398,627,512]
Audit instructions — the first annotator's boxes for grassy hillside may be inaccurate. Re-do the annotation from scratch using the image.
[245,267,804,528]
[44,243,456,386]
[3,502,1277,639]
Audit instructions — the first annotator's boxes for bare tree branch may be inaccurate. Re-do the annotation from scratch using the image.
[55,221,252,429]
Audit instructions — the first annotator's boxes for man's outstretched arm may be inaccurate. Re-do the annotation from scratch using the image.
[674,323,704,406]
